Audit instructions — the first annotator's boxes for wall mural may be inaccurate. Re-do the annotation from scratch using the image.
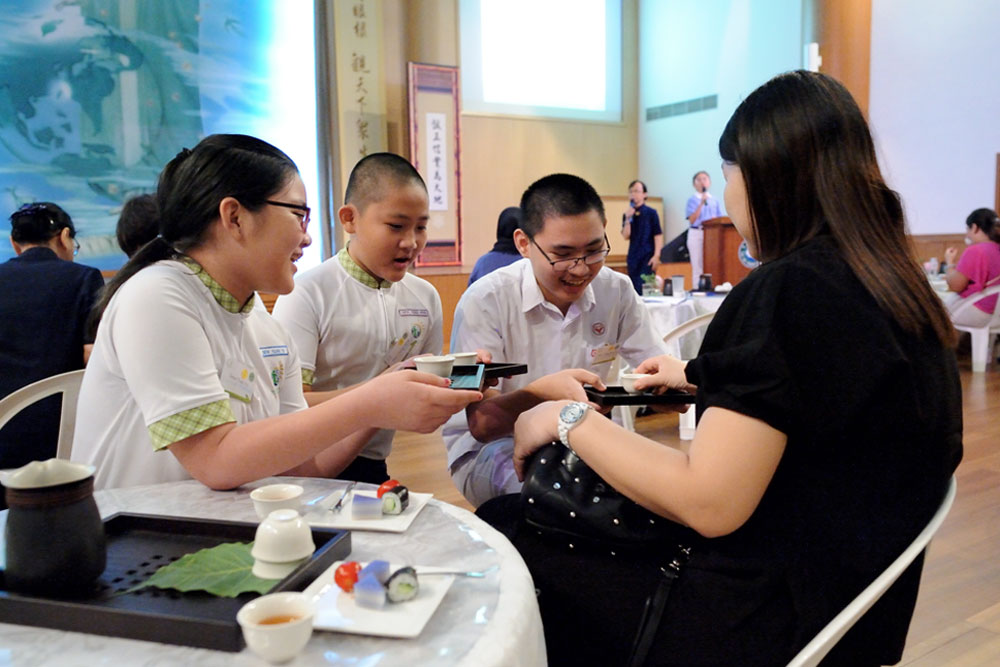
[0,0,298,270]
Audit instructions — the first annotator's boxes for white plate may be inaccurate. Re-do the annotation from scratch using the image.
[305,561,455,637]
[304,490,433,532]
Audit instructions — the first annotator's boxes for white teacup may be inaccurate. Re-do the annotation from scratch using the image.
[237,591,315,663]
[414,355,455,378]
[620,373,650,394]
[450,351,478,366]
[251,509,315,564]
[250,483,303,519]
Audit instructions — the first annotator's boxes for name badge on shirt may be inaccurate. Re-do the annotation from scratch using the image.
[222,358,255,403]
[590,343,619,366]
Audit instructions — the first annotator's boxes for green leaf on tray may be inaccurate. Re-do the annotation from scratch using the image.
[126,542,278,598]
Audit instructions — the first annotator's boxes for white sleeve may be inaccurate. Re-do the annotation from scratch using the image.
[112,273,229,427]
[450,285,505,359]
[421,287,445,355]
[617,284,670,368]
[278,333,309,414]
[271,286,320,379]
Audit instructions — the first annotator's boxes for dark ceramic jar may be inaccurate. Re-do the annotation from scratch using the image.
[3,459,106,597]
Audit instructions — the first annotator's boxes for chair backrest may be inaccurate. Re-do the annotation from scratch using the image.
[662,311,716,360]
[0,369,86,461]
[949,283,1000,328]
[787,475,958,667]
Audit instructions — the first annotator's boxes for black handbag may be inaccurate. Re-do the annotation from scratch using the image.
[520,441,684,553]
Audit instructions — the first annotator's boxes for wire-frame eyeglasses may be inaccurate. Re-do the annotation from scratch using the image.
[265,200,310,231]
[528,234,611,272]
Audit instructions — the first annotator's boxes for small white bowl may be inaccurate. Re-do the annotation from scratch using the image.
[449,351,478,366]
[414,355,455,378]
[620,373,650,394]
[237,591,315,663]
[251,509,315,563]
[251,556,310,580]
[250,483,303,519]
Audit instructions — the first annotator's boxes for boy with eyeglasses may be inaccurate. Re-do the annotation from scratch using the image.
[444,173,668,506]
[273,153,450,484]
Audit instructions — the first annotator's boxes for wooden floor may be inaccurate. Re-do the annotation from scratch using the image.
[387,352,1000,665]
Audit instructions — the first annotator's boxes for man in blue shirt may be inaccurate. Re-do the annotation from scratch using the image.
[685,171,723,283]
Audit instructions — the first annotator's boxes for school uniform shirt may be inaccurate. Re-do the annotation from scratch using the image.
[271,248,443,461]
[442,260,669,469]
[72,258,307,490]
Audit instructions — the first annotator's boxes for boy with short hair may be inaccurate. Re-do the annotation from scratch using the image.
[444,173,669,506]
[273,153,444,484]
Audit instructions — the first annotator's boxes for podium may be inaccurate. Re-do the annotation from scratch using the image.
[702,217,753,287]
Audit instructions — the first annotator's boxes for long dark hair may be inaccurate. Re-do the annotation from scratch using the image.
[93,134,299,325]
[967,208,1000,243]
[719,71,953,346]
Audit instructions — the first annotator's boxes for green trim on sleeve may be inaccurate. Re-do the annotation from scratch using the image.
[301,367,315,386]
[148,398,237,450]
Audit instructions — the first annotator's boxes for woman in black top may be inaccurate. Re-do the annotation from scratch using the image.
[0,203,105,469]
[479,71,962,666]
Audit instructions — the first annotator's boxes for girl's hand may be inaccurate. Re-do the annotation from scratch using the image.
[513,401,566,481]
[633,355,697,394]
[944,246,958,266]
[365,370,482,433]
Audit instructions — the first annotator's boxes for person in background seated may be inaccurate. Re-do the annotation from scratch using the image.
[468,206,523,285]
[0,203,104,469]
[116,193,159,258]
[685,170,723,284]
[479,71,961,666]
[444,173,668,507]
[621,179,662,294]
[72,135,481,490]
[272,153,463,484]
[943,207,1000,326]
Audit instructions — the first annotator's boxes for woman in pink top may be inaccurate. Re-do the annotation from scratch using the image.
[944,208,1000,326]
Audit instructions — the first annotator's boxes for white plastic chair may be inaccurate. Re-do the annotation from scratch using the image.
[662,312,715,440]
[0,369,86,461]
[787,475,958,667]
[950,283,1000,372]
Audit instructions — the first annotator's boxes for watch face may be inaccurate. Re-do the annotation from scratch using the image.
[560,402,586,424]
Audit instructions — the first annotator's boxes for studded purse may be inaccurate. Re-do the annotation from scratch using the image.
[519,441,682,552]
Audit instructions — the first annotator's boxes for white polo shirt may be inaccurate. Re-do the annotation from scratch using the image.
[72,259,308,490]
[442,259,669,467]
[272,250,443,460]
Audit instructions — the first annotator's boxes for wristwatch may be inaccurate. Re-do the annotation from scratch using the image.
[558,402,592,449]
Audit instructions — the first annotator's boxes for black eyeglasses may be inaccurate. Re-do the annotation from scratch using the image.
[265,200,310,231]
[528,234,611,272]
[72,237,80,256]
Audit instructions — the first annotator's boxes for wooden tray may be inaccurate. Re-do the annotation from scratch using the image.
[482,362,528,379]
[0,512,351,651]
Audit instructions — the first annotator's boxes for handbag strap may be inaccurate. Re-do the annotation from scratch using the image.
[626,545,692,667]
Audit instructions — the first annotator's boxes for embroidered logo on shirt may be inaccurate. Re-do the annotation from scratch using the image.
[591,322,606,336]
[271,362,285,387]
[399,308,430,317]
[410,323,423,339]
[260,345,290,358]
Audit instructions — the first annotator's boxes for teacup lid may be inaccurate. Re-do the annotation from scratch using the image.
[2,459,96,490]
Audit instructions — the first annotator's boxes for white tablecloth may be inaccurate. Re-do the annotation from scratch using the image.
[0,478,546,666]
[643,293,728,359]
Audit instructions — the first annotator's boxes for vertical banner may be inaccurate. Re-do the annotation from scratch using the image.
[425,113,449,211]
[333,0,387,190]
[408,64,462,267]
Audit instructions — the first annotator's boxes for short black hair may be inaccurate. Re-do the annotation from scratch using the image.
[966,207,1000,242]
[9,202,74,244]
[344,153,427,213]
[116,194,159,257]
[628,179,647,193]
[519,173,605,237]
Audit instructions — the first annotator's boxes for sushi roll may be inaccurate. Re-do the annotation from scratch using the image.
[354,573,387,609]
[381,485,410,515]
[385,566,419,603]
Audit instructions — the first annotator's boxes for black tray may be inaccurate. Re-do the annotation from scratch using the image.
[449,363,486,390]
[0,512,351,652]
[482,362,528,379]
[586,386,696,406]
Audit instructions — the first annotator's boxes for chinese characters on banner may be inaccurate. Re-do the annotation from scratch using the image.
[426,113,448,211]
[334,0,386,181]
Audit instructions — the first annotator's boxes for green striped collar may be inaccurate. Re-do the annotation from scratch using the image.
[338,246,392,289]
[179,256,255,314]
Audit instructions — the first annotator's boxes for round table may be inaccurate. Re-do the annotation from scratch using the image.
[0,477,546,666]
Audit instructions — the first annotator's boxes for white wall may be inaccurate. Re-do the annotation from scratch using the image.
[637,0,803,240]
[869,0,1000,235]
